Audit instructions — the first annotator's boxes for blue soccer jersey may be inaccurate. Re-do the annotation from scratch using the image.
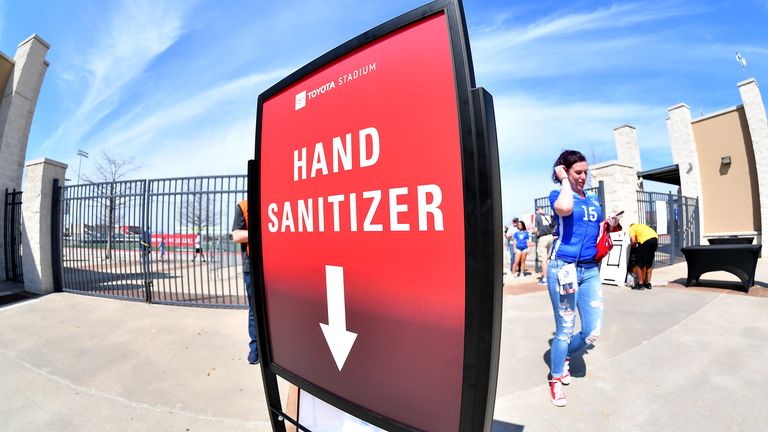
[548,189,601,264]
[513,230,529,251]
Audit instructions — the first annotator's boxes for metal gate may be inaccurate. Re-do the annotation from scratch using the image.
[56,175,248,308]
[4,189,24,282]
[636,190,699,267]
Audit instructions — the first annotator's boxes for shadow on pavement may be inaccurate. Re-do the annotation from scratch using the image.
[543,337,591,378]
[492,419,525,431]
[670,277,758,294]
[0,292,38,307]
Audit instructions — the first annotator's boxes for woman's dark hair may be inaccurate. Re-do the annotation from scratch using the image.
[518,221,527,231]
[552,150,587,183]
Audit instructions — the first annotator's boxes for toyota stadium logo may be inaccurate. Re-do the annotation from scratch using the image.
[295,91,307,110]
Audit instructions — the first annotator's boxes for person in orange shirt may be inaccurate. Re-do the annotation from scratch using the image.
[232,200,258,364]
[629,223,659,290]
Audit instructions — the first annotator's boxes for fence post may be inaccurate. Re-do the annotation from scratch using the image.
[3,188,22,282]
[142,179,153,303]
[21,158,68,294]
[2,189,6,280]
[694,197,701,246]
[51,179,63,292]
[597,180,606,220]
[668,192,676,264]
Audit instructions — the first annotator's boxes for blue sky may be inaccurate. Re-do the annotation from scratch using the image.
[2,0,767,222]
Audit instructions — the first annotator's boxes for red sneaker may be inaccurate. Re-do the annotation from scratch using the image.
[549,378,567,407]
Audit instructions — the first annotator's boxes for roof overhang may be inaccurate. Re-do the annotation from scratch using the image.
[637,164,680,185]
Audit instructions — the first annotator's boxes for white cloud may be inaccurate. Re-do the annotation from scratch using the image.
[473,2,694,52]
[85,68,291,154]
[471,2,705,80]
[131,116,256,179]
[40,0,195,154]
[491,93,673,220]
[494,94,664,159]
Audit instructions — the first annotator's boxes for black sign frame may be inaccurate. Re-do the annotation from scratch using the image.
[248,1,502,430]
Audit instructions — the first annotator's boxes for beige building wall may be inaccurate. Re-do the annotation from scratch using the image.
[0,53,12,101]
[692,107,760,236]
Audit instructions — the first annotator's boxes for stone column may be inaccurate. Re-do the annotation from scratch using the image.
[614,124,642,172]
[738,78,768,245]
[667,103,705,243]
[0,34,49,280]
[21,158,67,294]
[590,161,639,225]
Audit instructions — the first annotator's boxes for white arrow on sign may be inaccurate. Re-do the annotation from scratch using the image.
[319,265,358,371]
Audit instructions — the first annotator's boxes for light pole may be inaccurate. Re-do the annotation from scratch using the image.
[76,149,89,184]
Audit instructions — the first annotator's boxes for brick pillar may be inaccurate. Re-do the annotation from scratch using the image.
[590,161,639,225]
[21,158,67,294]
[738,78,768,245]
[0,34,49,280]
[667,103,705,244]
[614,124,642,172]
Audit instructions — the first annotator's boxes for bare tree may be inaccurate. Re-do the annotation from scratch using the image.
[82,152,138,260]
[179,178,221,238]
[585,144,612,189]
[587,143,611,165]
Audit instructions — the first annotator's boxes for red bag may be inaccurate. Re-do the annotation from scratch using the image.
[595,219,622,262]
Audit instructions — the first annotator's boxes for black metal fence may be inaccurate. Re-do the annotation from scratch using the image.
[636,190,699,267]
[58,175,248,308]
[4,189,24,282]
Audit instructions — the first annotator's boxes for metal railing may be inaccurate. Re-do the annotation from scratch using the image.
[636,190,699,267]
[58,175,248,308]
[4,189,23,282]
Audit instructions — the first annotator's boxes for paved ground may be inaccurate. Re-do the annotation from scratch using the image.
[1,258,767,432]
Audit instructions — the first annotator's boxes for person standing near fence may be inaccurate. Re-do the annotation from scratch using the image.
[629,223,659,290]
[231,199,259,365]
[192,233,206,262]
[534,206,555,285]
[546,149,603,407]
[511,220,530,277]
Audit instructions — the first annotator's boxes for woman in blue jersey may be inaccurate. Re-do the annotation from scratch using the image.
[511,220,530,277]
[546,150,603,407]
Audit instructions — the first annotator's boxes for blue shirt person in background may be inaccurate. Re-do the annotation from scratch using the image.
[511,220,530,277]
[504,217,519,274]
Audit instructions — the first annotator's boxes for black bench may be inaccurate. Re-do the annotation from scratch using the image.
[707,237,754,245]
[681,244,762,292]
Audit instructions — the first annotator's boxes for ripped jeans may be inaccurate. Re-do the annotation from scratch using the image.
[547,258,604,378]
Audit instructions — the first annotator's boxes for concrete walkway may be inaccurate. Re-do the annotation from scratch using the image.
[1,259,767,431]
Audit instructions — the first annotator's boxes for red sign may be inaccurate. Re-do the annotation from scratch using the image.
[259,12,465,432]
[151,233,197,248]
